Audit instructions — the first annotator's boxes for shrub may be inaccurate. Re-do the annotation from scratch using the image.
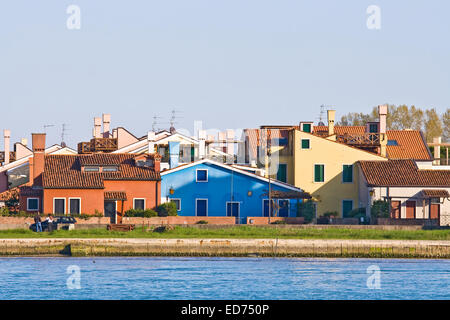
[0,207,10,216]
[271,220,287,224]
[156,202,178,217]
[196,220,208,224]
[371,200,390,218]
[124,209,158,218]
[346,207,366,218]
[297,201,315,223]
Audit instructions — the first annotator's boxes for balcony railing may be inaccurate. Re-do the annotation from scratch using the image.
[433,158,450,166]
[336,133,381,146]
[78,138,118,154]
[0,151,16,164]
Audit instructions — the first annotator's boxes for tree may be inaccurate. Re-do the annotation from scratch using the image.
[443,108,450,142]
[424,108,443,142]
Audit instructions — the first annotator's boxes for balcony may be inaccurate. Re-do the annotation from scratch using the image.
[0,151,16,164]
[336,133,381,147]
[78,138,118,154]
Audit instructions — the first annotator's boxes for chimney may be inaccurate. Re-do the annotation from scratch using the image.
[102,114,111,138]
[433,137,441,165]
[21,138,28,147]
[31,133,46,186]
[198,130,206,159]
[147,131,156,153]
[153,154,161,173]
[327,110,336,136]
[3,129,10,165]
[94,117,102,138]
[378,105,388,157]
[226,129,235,157]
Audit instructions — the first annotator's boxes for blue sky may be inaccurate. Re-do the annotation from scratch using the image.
[0,0,449,148]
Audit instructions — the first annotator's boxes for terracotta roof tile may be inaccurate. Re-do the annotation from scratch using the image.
[359,159,450,186]
[104,191,127,200]
[385,130,432,160]
[43,154,160,189]
[421,189,450,198]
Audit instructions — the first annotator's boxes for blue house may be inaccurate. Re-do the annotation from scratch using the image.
[160,159,308,223]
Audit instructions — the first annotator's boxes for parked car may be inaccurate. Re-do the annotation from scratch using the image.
[30,216,77,232]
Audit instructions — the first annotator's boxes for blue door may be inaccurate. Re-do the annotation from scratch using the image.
[263,199,273,217]
[226,202,240,217]
[278,200,289,217]
[196,199,208,216]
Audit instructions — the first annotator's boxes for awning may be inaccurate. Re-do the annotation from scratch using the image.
[421,189,450,198]
[104,191,127,201]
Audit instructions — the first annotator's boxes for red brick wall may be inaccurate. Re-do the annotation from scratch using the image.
[246,217,305,225]
[0,216,110,225]
[121,216,235,225]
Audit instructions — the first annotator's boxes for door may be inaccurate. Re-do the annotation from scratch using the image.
[430,203,440,220]
[263,199,273,217]
[196,199,208,216]
[390,201,401,219]
[226,202,240,217]
[278,200,289,217]
[104,201,117,223]
[342,200,353,218]
[405,201,416,219]
[54,199,65,215]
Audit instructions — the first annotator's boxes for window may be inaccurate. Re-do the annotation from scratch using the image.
[314,164,325,182]
[54,198,66,214]
[369,123,378,133]
[84,166,99,172]
[342,165,353,183]
[27,198,39,211]
[277,138,288,146]
[103,166,118,172]
[342,200,353,218]
[301,139,310,149]
[69,198,81,214]
[277,164,287,182]
[196,169,208,182]
[302,123,311,133]
[134,199,145,210]
[226,202,240,217]
[196,199,208,216]
[170,199,181,211]
[387,140,398,146]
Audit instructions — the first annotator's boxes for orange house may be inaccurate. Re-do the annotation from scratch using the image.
[20,134,161,223]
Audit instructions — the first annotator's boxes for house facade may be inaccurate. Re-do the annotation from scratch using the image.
[19,133,161,222]
[358,159,450,226]
[160,159,309,223]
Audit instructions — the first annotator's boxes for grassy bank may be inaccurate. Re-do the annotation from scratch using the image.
[0,226,449,240]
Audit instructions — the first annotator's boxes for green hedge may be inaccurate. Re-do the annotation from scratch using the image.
[124,209,158,218]
[156,202,178,217]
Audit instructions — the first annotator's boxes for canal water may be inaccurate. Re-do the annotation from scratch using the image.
[0,257,448,300]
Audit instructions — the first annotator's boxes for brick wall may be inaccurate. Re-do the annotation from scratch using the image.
[246,217,305,225]
[0,216,111,225]
[121,216,236,225]
[376,218,439,226]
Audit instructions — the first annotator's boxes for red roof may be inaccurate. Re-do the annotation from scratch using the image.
[359,159,450,187]
[43,154,160,189]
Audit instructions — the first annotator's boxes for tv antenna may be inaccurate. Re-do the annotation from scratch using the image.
[152,115,163,132]
[43,124,55,133]
[169,109,183,133]
[317,105,328,126]
[60,124,69,147]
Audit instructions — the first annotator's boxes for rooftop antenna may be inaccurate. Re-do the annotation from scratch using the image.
[169,109,183,133]
[317,105,328,126]
[152,115,163,132]
[43,124,55,133]
[60,123,68,147]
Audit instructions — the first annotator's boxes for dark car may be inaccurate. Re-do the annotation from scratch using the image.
[30,216,77,232]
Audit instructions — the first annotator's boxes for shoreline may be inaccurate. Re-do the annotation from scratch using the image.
[1,238,449,259]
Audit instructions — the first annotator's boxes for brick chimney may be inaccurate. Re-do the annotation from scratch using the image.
[153,154,161,173]
[327,110,336,136]
[31,133,46,186]
[3,129,10,165]
[378,105,388,157]
[102,114,111,138]
[93,117,102,138]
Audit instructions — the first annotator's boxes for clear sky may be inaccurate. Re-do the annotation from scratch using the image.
[1,0,449,148]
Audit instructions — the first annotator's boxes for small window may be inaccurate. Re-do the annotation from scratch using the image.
[170,199,181,211]
[196,169,208,182]
[314,164,325,182]
[27,198,39,211]
[84,166,99,172]
[369,123,378,133]
[69,198,81,214]
[103,166,118,172]
[54,198,66,214]
[342,165,353,183]
[301,139,310,149]
[387,140,398,146]
[277,138,288,146]
[134,199,145,210]
[302,123,311,133]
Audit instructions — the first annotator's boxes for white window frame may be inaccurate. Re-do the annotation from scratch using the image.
[313,163,325,183]
[27,198,39,212]
[196,169,208,182]
[68,197,81,215]
[195,198,208,216]
[341,164,354,184]
[301,138,311,150]
[226,201,240,217]
[53,198,66,215]
[170,198,181,211]
[133,198,146,210]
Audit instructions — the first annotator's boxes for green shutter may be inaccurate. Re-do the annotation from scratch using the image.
[301,139,310,149]
[343,200,353,217]
[277,164,287,182]
[342,165,353,183]
[314,165,324,182]
[303,124,311,133]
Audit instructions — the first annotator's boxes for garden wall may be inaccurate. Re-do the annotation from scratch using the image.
[376,218,439,227]
[121,216,236,225]
[246,217,305,225]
